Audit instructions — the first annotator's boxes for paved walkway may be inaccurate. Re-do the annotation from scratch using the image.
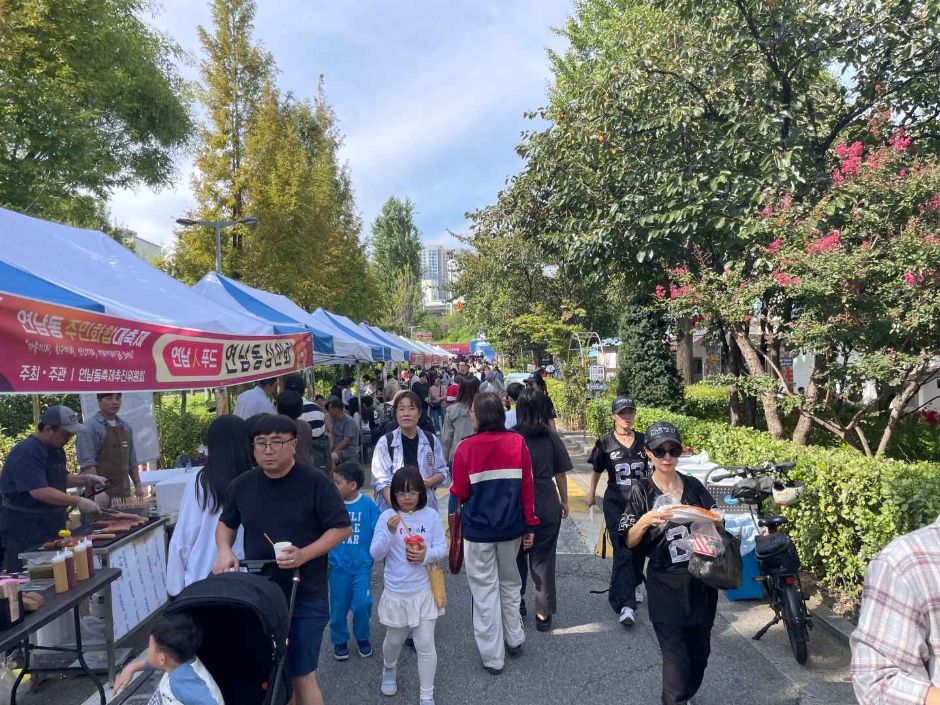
[43,431,857,705]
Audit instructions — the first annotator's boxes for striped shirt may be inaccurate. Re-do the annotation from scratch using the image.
[851,516,940,705]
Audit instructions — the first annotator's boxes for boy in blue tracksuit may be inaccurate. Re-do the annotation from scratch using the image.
[329,461,381,660]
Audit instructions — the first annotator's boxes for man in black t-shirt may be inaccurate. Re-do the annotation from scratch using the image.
[587,396,648,625]
[216,414,351,705]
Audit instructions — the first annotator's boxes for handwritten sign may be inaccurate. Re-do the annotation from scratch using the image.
[106,524,167,641]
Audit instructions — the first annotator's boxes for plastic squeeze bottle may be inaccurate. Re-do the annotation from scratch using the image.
[52,552,69,593]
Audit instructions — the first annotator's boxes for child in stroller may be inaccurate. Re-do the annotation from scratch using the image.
[115,565,297,705]
[114,612,223,704]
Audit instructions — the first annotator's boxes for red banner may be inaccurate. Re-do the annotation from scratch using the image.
[437,342,469,355]
[0,292,312,393]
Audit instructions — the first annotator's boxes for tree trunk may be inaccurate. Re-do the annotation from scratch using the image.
[792,355,827,445]
[718,325,742,426]
[675,316,694,385]
[728,338,755,427]
[733,329,785,440]
[876,373,924,456]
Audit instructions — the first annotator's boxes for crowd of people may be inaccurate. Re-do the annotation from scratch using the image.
[1,356,932,705]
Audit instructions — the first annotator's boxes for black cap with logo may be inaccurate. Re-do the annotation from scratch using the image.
[611,396,636,413]
[644,421,683,450]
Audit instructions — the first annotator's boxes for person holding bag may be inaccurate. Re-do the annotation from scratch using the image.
[620,421,721,705]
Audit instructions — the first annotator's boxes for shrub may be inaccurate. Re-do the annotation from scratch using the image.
[684,383,731,422]
[154,398,212,468]
[616,303,685,411]
[0,426,81,473]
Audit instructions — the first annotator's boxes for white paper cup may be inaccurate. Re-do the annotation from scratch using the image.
[274,541,293,559]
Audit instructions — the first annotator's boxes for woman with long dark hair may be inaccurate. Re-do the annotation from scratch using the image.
[450,392,539,674]
[166,415,253,595]
[513,389,571,631]
[524,374,557,431]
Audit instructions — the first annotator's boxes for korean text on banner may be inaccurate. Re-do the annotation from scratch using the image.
[0,292,313,393]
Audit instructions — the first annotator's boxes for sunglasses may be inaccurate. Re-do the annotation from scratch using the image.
[649,446,683,458]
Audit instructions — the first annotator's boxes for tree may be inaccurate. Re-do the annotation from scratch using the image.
[370,197,423,285]
[472,0,940,437]
[0,0,193,224]
[663,134,940,456]
[380,266,424,335]
[616,303,685,412]
[173,0,273,281]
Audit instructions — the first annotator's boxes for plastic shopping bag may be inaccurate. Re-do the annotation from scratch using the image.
[689,527,743,590]
[690,521,723,558]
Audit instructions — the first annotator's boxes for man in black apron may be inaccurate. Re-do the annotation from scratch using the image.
[0,405,105,571]
[75,392,142,502]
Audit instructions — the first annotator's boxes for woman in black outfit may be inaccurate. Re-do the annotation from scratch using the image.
[587,397,648,626]
[512,389,571,631]
[620,421,720,705]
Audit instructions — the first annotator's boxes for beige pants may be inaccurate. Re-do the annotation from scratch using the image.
[464,538,525,669]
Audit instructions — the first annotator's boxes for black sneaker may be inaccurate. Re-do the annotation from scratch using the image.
[483,664,503,675]
[519,598,527,617]
[507,642,523,656]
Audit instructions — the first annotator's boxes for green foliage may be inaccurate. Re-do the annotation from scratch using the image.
[169,2,374,319]
[0,426,79,473]
[616,304,684,411]
[424,311,475,343]
[683,383,731,422]
[370,197,423,286]
[378,266,424,335]
[0,395,80,436]
[0,0,193,222]
[154,397,212,469]
[582,398,940,602]
[559,367,588,431]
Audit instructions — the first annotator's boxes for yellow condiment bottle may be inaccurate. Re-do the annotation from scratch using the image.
[52,552,69,594]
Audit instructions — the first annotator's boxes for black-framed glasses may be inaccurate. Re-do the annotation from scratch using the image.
[253,439,294,452]
[395,490,420,498]
[650,446,682,458]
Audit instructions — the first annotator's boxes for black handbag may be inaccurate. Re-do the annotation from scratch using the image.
[688,528,743,590]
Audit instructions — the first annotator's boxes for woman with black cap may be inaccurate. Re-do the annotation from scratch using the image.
[620,421,720,705]
[587,396,648,627]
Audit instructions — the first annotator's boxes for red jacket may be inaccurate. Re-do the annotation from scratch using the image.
[450,431,539,542]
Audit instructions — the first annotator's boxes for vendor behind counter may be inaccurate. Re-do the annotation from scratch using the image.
[75,392,143,502]
[0,405,105,571]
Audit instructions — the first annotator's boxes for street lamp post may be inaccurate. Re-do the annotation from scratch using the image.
[175,216,258,273]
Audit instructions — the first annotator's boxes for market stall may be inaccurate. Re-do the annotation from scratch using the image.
[0,568,122,705]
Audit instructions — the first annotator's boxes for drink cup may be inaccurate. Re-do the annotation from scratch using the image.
[274,541,293,560]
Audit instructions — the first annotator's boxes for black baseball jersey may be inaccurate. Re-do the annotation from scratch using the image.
[619,475,719,625]
[589,431,648,492]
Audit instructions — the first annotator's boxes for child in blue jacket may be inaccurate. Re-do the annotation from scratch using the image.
[329,461,381,660]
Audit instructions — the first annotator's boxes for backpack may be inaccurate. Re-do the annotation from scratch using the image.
[385,429,435,461]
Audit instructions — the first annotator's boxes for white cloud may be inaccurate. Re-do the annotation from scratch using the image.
[107,1,572,253]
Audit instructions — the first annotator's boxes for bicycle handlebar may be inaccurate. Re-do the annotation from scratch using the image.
[707,461,796,481]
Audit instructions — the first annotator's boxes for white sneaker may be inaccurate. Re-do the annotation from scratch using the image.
[619,606,636,627]
[380,666,397,696]
[635,586,645,604]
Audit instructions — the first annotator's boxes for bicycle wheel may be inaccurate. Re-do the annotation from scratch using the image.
[779,580,809,664]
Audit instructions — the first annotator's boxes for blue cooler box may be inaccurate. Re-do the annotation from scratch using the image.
[724,514,765,601]
[726,549,764,601]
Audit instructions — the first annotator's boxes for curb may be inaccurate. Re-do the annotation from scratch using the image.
[808,596,855,647]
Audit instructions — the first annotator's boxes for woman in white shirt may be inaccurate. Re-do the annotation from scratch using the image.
[166,415,253,596]
[371,391,449,512]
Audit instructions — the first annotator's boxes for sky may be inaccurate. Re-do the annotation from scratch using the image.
[110,0,573,251]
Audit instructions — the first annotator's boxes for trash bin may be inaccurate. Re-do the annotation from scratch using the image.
[724,514,765,601]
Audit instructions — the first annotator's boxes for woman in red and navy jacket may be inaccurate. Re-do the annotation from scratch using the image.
[450,391,539,675]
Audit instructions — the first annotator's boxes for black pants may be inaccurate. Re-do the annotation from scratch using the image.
[652,619,714,705]
[603,491,644,612]
[517,516,561,616]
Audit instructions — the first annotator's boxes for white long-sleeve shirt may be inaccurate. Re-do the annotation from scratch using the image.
[233,385,275,420]
[166,475,244,596]
[370,427,449,512]
[370,506,446,594]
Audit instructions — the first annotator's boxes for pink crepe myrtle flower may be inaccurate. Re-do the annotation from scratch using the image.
[673,267,687,277]
[899,168,908,178]
[922,409,939,426]
[805,230,841,254]
[861,241,872,250]
[760,205,774,217]
[889,128,912,152]
[654,284,667,299]
[766,238,783,253]
[773,271,800,287]
[780,192,793,210]
[903,271,925,287]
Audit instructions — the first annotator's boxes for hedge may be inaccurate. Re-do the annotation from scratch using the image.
[582,394,940,602]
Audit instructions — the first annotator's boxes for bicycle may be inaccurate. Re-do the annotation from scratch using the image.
[705,461,813,664]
